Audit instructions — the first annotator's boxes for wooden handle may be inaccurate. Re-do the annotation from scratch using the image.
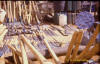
[65,31,78,62]
[70,30,83,61]
[7,1,10,21]
[76,24,99,60]
[20,35,52,64]
[0,29,8,46]
[19,40,28,64]
[32,1,40,24]
[9,1,13,22]
[8,44,21,57]
[18,1,21,16]
[27,1,32,24]
[0,25,6,35]
[12,50,21,64]
[42,32,61,64]
[14,1,16,19]
[83,43,100,60]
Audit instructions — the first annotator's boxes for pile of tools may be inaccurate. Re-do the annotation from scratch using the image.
[0,24,99,64]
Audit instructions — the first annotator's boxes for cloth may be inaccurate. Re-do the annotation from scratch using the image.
[75,11,95,29]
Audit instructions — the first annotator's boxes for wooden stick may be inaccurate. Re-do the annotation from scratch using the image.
[27,1,31,24]
[12,50,21,64]
[8,1,11,22]
[7,44,21,57]
[0,1,1,8]
[83,43,100,60]
[0,25,6,35]
[42,32,61,64]
[7,1,10,22]
[23,1,28,24]
[15,1,18,22]
[32,1,40,24]
[76,24,99,60]
[19,40,28,64]
[70,30,83,61]
[14,1,16,20]
[64,31,78,62]
[0,29,8,45]
[20,35,52,64]
[9,1,13,22]
[4,1,7,12]
[18,1,21,17]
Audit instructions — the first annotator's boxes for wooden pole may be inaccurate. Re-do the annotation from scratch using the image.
[64,31,78,62]
[82,43,100,60]
[42,32,61,64]
[76,24,99,60]
[0,25,6,35]
[7,44,22,57]
[19,40,28,64]
[12,50,21,64]
[20,35,52,64]
[9,1,13,22]
[70,30,83,62]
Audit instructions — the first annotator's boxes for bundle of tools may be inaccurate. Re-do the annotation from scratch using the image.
[0,1,43,25]
[0,24,99,64]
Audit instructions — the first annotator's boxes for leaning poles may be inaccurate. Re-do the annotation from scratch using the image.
[20,35,53,64]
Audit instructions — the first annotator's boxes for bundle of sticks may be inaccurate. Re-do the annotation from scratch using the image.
[0,1,42,25]
[5,31,62,64]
